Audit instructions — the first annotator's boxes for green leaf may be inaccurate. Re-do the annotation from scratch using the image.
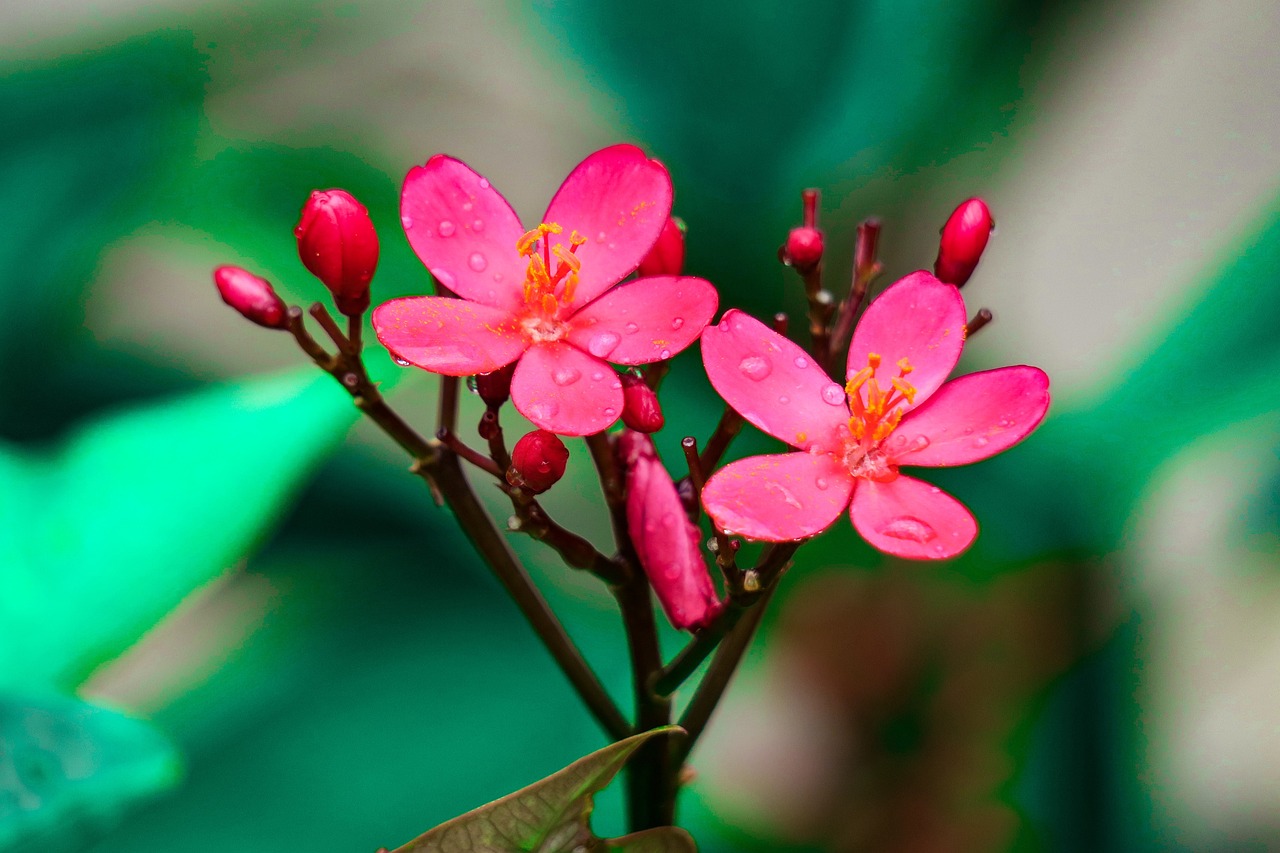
[0,370,354,691]
[0,693,180,852]
[391,727,694,853]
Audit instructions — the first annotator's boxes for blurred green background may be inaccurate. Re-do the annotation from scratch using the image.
[3,0,1280,850]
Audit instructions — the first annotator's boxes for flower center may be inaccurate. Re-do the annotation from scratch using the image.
[842,352,919,479]
[516,221,586,323]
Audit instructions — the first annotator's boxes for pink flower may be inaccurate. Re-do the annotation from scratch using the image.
[700,271,1049,560]
[620,431,724,631]
[373,145,718,436]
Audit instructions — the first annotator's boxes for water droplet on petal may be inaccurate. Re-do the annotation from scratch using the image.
[526,400,560,421]
[974,436,990,448]
[596,231,607,243]
[587,332,621,358]
[738,355,772,381]
[718,317,732,331]
[438,220,456,237]
[478,178,490,190]
[590,371,605,381]
[401,214,414,229]
[603,407,618,418]
[624,322,639,335]
[778,395,789,405]
[462,201,474,213]
[393,357,411,367]
[552,367,582,386]
[821,383,846,405]
[659,349,671,359]
[671,317,684,330]
[879,516,937,543]
[434,269,456,289]
[766,482,803,510]
[472,218,485,232]
[465,376,479,393]
[815,477,829,490]
[997,417,1015,428]
[794,356,809,369]
[468,252,487,272]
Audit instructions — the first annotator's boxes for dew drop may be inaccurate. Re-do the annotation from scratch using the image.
[587,332,621,358]
[438,220,456,237]
[472,218,485,232]
[718,317,732,331]
[552,367,582,386]
[590,371,605,381]
[624,322,640,335]
[879,516,937,543]
[478,178,490,190]
[434,269,456,289]
[465,375,479,393]
[468,252,488,272]
[820,383,846,405]
[536,461,551,473]
[671,317,684,330]
[794,356,809,369]
[659,349,671,359]
[461,201,474,213]
[527,400,559,420]
[393,357,411,367]
[973,435,990,448]
[766,482,803,510]
[596,231,607,243]
[603,407,618,418]
[779,395,790,405]
[400,214,414,229]
[997,417,1015,428]
[815,477,829,491]
[738,355,772,381]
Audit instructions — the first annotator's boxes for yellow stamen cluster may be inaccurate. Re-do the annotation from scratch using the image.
[846,353,917,442]
[518,222,586,316]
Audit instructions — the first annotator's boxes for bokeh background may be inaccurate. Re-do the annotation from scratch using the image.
[3,0,1280,850]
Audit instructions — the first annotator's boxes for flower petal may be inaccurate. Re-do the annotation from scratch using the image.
[565,275,718,365]
[702,451,853,542]
[510,341,624,435]
[401,155,527,312]
[701,309,850,452]
[849,474,977,560]
[372,296,526,375]
[846,271,966,410]
[543,145,673,306]
[893,366,1050,467]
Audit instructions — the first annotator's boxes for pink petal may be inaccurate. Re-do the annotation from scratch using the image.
[702,451,853,542]
[542,145,673,306]
[701,309,850,452]
[893,366,1050,467]
[846,271,966,411]
[510,341,624,435]
[565,275,718,365]
[372,296,526,375]
[401,155,527,312]
[849,474,977,560]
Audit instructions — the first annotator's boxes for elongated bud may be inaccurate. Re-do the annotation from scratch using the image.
[934,198,993,287]
[213,265,288,329]
[637,216,685,278]
[475,362,516,409]
[295,189,380,315]
[508,429,569,493]
[620,374,664,433]
[619,432,723,632]
[780,188,823,273]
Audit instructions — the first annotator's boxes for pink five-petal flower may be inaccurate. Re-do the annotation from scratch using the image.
[373,145,718,436]
[700,271,1049,560]
[620,431,724,631]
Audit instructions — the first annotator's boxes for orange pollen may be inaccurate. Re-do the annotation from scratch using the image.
[518,222,584,316]
[845,352,917,443]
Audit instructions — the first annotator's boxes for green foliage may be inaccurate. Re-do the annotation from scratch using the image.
[391,728,694,853]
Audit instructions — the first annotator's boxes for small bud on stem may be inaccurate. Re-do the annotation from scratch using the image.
[508,430,569,493]
[620,374,664,433]
[934,198,993,287]
[296,189,380,315]
[213,265,288,329]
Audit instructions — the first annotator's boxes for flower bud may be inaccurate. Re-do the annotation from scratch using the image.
[620,431,723,632]
[620,374,664,433]
[295,189,380,315]
[637,216,685,278]
[475,362,517,409]
[213,265,288,329]
[934,198,993,287]
[508,429,569,493]
[780,188,823,273]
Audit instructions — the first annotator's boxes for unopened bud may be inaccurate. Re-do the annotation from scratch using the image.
[475,362,516,409]
[508,429,569,493]
[638,216,686,278]
[781,188,823,273]
[934,198,993,287]
[213,265,288,329]
[295,189,380,315]
[620,374,664,433]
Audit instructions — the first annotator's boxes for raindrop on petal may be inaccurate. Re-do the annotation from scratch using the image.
[401,214,414,229]
[590,371,605,381]
[526,400,560,421]
[624,322,640,335]
[468,252,488,272]
[738,355,772,381]
[438,220,456,237]
[766,482,803,510]
[434,269,456,289]
[472,218,485,232]
[478,178,490,189]
[659,349,671,360]
[815,477,829,491]
[587,332,621,358]
[997,417,1015,428]
[974,435,990,448]
[778,395,790,405]
[820,383,846,405]
[793,356,809,369]
[393,357,411,367]
[552,367,582,386]
[879,516,937,543]
[603,407,618,418]
[465,375,479,393]
[671,317,684,330]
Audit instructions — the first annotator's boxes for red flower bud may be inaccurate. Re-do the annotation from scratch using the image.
[934,198,993,287]
[508,429,569,493]
[213,265,288,329]
[295,189,380,316]
[619,432,723,632]
[637,216,685,278]
[781,188,823,273]
[620,374,664,433]
[475,362,516,409]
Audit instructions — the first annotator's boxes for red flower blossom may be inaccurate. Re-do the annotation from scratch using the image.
[373,145,718,436]
[699,271,1049,560]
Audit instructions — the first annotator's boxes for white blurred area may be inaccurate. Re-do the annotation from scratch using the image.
[6,0,1280,845]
